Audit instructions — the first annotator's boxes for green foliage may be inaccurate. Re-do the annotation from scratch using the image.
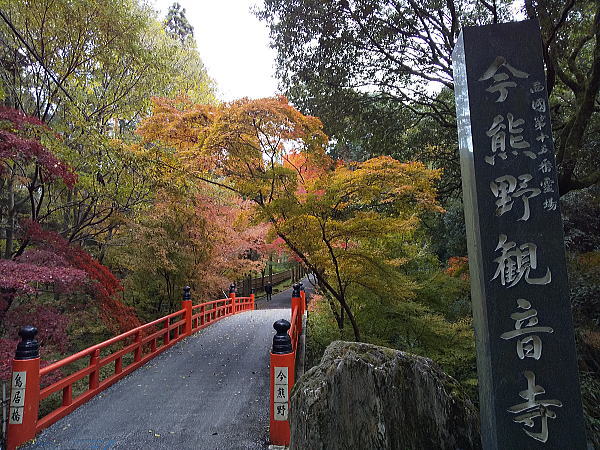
[269,260,295,273]
[305,294,354,369]
[66,302,114,352]
[580,372,600,449]
[257,0,516,201]
[307,281,478,401]
[305,229,479,400]
[290,87,464,201]
[425,198,468,262]
[568,248,600,448]
[260,0,600,195]
[0,0,217,255]
[561,186,600,253]
[568,252,600,328]
[0,0,218,328]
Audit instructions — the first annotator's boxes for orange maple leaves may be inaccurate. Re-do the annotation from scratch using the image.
[137,95,329,179]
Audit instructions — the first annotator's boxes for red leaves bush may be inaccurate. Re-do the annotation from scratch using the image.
[1,305,69,382]
[445,256,470,281]
[0,338,63,385]
[22,220,141,332]
[0,338,18,381]
[0,106,76,187]
[0,303,68,383]
[1,221,140,336]
[0,258,87,295]
[4,305,69,353]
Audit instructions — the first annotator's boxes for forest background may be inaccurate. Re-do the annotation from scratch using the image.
[0,0,598,445]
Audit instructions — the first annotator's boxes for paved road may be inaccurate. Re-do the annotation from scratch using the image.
[26,280,313,450]
[255,277,315,310]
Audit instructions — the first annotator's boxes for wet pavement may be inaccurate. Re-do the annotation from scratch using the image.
[26,280,313,450]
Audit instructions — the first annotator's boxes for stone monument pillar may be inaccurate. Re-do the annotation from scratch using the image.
[452,19,587,449]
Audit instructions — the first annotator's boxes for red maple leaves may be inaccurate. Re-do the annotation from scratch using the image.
[0,106,76,187]
[21,220,141,332]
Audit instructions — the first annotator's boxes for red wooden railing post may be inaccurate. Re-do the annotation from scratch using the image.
[182,285,192,336]
[7,326,40,450]
[164,318,170,346]
[134,330,142,362]
[291,284,302,335]
[62,385,72,407]
[250,289,255,310]
[229,283,236,315]
[270,319,294,446]
[89,349,100,390]
[299,282,306,317]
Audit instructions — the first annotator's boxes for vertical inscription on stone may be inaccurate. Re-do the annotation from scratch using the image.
[452,19,587,449]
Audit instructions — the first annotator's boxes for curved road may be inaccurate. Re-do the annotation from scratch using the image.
[26,280,313,450]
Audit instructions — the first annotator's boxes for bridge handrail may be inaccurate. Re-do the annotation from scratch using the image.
[5,287,255,447]
[189,296,253,332]
[288,306,299,352]
[39,309,185,377]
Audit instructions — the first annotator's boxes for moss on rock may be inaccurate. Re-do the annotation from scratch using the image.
[290,340,481,450]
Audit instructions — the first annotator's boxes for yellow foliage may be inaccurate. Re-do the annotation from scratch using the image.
[137,95,444,339]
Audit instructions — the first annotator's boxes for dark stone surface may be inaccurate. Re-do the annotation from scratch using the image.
[290,341,481,450]
[453,19,587,449]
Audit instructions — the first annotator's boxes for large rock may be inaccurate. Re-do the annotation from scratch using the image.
[290,341,480,450]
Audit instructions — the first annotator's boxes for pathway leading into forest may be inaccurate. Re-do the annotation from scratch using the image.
[25,280,314,450]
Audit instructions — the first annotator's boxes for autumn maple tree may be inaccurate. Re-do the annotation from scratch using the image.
[138,96,442,340]
[0,107,76,258]
[0,107,139,334]
[112,186,267,318]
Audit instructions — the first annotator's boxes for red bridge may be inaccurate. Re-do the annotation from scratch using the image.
[5,281,309,449]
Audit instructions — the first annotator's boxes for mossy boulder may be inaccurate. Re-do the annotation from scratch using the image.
[290,340,480,450]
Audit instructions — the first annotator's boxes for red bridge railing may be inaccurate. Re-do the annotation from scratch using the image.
[269,282,306,446]
[6,285,254,450]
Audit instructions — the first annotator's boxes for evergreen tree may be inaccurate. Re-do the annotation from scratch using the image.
[165,2,194,45]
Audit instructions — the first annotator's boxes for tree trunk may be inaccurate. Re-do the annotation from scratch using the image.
[326,295,343,329]
[4,168,15,259]
[63,189,72,232]
[269,255,273,284]
[273,231,361,340]
[98,227,113,263]
[339,295,361,341]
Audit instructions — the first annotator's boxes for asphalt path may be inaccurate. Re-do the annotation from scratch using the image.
[26,279,313,450]
[254,277,315,311]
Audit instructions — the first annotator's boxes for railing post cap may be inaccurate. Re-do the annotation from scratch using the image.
[229,283,237,294]
[299,281,305,291]
[183,285,191,301]
[273,319,291,333]
[15,325,39,360]
[292,283,301,298]
[272,319,292,354]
